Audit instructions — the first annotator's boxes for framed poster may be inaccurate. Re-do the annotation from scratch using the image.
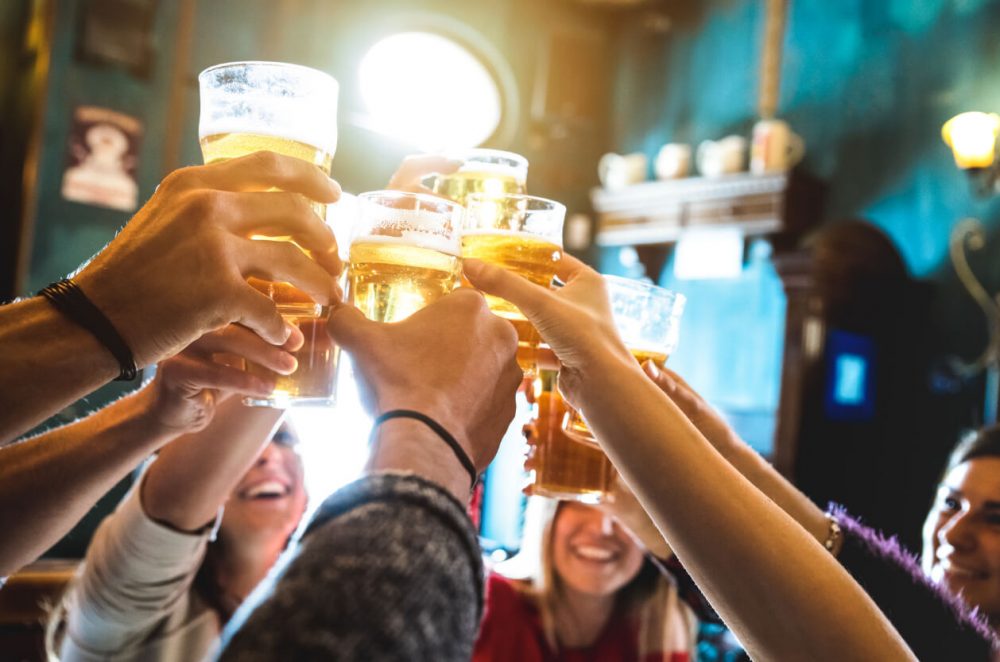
[61,106,142,212]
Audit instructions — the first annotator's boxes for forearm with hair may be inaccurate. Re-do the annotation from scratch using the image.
[0,387,177,575]
[0,297,119,443]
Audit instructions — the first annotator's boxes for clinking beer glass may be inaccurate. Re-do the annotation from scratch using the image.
[527,369,617,504]
[431,149,528,205]
[462,193,564,374]
[198,61,340,407]
[563,276,686,444]
[348,191,464,323]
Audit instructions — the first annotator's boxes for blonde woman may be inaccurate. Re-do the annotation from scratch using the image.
[475,492,700,661]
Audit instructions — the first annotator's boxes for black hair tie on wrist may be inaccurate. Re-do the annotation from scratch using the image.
[39,278,138,381]
[371,409,478,489]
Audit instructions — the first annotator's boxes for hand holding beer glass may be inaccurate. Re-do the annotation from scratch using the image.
[198,61,340,407]
[563,276,685,444]
[462,193,565,373]
[348,191,464,323]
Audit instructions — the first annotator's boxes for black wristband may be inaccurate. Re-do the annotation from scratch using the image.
[370,410,478,489]
[39,278,138,381]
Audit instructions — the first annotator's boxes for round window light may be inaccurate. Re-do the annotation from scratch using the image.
[359,31,503,151]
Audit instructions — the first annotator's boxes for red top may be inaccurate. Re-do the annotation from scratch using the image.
[473,574,690,662]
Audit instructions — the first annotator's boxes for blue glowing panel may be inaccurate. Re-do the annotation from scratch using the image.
[825,330,876,421]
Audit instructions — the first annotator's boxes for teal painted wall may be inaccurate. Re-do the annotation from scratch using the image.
[606,0,1000,455]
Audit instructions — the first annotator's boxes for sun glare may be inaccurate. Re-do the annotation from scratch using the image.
[359,31,502,150]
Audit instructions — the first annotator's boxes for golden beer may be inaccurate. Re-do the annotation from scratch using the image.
[199,134,337,406]
[433,169,525,205]
[529,370,615,503]
[563,346,671,442]
[199,61,340,406]
[349,236,461,323]
[200,132,334,170]
[462,229,561,371]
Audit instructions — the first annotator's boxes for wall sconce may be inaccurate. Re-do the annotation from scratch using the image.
[946,218,1000,424]
[942,112,1000,194]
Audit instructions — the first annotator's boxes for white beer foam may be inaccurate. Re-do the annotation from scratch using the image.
[353,230,460,257]
[198,118,338,156]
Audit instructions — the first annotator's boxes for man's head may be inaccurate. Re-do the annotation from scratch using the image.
[922,426,1000,626]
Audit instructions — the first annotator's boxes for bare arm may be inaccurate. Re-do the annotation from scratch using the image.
[0,387,174,575]
[141,399,284,531]
[646,364,831,548]
[0,324,295,576]
[1,151,342,444]
[0,297,118,443]
[465,256,916,662]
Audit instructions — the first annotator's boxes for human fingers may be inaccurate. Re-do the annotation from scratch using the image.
[222,191,340,274]
[174,151,342,203]
[236,238,339,306]
[158,353,276,399]
[387,154,461,190]
[326,300,382,353]
[463,258,555,321]
[230,287,293,347]
[554,252,601,284]
[644,361,701,415]
[187,325,299,375]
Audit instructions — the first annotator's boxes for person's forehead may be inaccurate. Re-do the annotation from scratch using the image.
[944,458,1000,500]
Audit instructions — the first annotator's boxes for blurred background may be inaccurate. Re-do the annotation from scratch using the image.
[4,0,1000,587]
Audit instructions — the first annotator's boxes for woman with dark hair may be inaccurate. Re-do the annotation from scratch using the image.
[51,397,308,661]
[923,425,1000,632]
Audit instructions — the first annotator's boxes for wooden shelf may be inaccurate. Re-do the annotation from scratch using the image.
[591,170,823,247]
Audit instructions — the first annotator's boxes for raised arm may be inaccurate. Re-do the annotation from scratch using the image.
[0,324,298,576]
[465,256,916,662]
[217,290,522,660]
[0,151,341,443]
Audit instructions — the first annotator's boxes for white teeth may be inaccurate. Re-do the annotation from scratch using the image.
[574,545,615,562]
[245,480,288,498]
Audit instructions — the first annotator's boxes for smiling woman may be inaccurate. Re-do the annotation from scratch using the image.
[473,497,700,661]
[48,401,309,662]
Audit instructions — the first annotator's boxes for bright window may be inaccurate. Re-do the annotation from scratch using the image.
[359,31,503,150]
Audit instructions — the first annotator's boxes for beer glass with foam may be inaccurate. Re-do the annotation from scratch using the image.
[462,193,564,373]
[348,191,464,323]
[431,149,528,205]
[563,276,685,443]
[198,61,339,407]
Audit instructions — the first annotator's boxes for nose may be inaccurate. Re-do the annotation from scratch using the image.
[598,513,615,536]
[255,443,282,467]
[939,509,978,553]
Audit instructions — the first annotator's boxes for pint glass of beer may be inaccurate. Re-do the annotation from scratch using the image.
[198,61,340,407]
[348,191,464,323]
[528,369,617,503]
[462,193,564,373]
[431,149,528,205]
[563,276,686,443]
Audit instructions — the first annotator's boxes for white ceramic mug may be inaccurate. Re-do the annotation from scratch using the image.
[696,135,747,177]
[599,152,648,189]
[751,119,805,173]
[655,143,692,179]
